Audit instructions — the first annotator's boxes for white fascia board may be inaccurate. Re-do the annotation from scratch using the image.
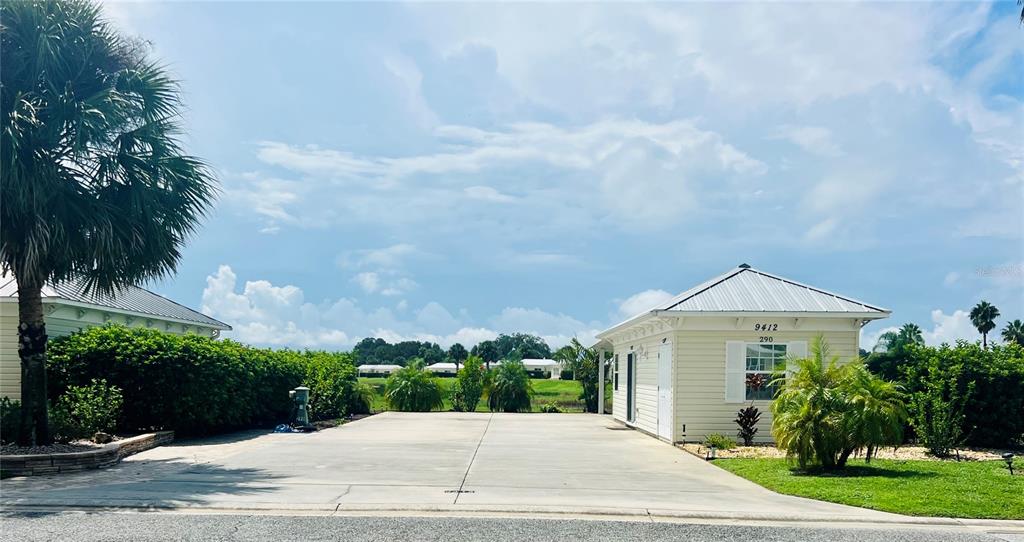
[651,309,891,320]
[596,308,890,340]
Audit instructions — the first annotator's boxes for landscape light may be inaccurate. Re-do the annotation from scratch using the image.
[706,445,717,461]
[1003,453,1014,475]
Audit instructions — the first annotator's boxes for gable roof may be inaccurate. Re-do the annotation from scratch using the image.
[599,264,889,337]
[0,273,230,330]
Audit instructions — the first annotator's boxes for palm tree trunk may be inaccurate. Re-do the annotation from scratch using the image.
[16,280,51,446]
[982,333,987,350]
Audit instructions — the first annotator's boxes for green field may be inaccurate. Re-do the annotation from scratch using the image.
[360,377,606,413]
[715,458,1024,519]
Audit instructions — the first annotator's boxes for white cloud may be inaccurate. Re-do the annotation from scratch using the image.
[943,272,960,287]
[922,309,980,346]
[352,272,380,294]
[338,244,421,270]
[617,289,674,319]
[773,125,842,157]
[201,265,605,350]
[464,185,517,203]
[245,118,763,235]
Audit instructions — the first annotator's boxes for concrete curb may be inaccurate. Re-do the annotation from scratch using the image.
[2,501,1021,531]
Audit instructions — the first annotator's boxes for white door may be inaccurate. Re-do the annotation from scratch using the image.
[657,342,673,441]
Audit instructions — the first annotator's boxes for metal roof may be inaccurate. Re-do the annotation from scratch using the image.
[0,273,230,330]
[660,266,888,313]
[600,264,889,336]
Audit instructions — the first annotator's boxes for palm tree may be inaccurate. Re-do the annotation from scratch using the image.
[1002,320,1024,347]
[872,323,924,354]
[1,1,216,444]
[969,301,1000,349]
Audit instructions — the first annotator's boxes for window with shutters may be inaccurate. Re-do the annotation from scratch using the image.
[745,343,786,400]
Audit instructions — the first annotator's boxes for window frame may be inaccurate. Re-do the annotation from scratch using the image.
[744,342,787,401]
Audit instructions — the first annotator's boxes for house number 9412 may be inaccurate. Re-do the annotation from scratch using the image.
[753,323,778,332]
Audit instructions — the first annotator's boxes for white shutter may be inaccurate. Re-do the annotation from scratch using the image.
[725,341,745,403]
[787,340,808,375]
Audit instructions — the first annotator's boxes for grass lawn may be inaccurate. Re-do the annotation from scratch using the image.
[359,377,588,413]
[715,457,1024,520]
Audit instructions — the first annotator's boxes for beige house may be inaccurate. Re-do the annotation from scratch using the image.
[0,274,230,400]
[593,264,889,444]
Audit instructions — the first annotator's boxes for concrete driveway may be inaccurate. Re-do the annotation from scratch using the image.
[0,413,903,521]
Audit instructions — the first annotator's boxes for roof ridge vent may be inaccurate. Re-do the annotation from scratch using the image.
[738,263,751,269]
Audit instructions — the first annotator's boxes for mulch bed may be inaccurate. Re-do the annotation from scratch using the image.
[680,442,1013,461]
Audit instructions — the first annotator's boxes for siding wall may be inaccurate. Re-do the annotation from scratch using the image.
[611,329,674,438]
[674,318,860,443]
[0,301,221,400]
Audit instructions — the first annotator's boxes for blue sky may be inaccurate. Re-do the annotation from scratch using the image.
[106,1,1023,350]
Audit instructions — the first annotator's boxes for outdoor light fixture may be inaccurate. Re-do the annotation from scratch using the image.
[1003,453,1015,475]
[706,445,717,461]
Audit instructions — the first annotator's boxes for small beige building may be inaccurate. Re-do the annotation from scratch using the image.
[0,274,230,400]
[594,264,889,444]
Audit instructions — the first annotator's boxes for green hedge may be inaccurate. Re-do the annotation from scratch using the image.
[902,341,1024,449]
[47,326,360,435]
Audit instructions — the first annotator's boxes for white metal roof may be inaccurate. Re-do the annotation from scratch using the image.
[425,362,459,371]
[599,264,889,336]
[661,265,888,313]
[358,364,402,371]
[0,273,230,330]
[521,358,560,367]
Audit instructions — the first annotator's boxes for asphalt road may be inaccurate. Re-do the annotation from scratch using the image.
[1,512,1019,542]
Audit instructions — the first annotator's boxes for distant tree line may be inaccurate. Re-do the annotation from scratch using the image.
[353,333,554,368]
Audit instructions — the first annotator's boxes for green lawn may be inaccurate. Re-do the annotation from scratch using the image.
[359,377,590,413]
[715,458,1024,519]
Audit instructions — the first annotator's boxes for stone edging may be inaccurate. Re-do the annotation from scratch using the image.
[0,431,174,478]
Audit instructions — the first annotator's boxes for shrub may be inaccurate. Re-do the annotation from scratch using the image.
[901,341,1023,449]
[735,406,761,446]
[539,403,562,413]
[348,381,376,415]
[50,379,123,443]
[453,355,485,412]
[47,325,360,435]
[703,433,737,450]
[488,360,533,412]
[385,366,444,412]
[0,398,21,445]
[904,348,974,457]
[304,351,359,421]
[771,337,906,470]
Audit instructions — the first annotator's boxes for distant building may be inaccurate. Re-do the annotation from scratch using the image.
[424,362,459,376]
[521,358,563,379]
[358,364,403,377]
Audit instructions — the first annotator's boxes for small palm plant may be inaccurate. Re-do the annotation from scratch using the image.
[771,336,907,470]
[488,359,533,412]
[385,366,443,412]
[840,364,906,463]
